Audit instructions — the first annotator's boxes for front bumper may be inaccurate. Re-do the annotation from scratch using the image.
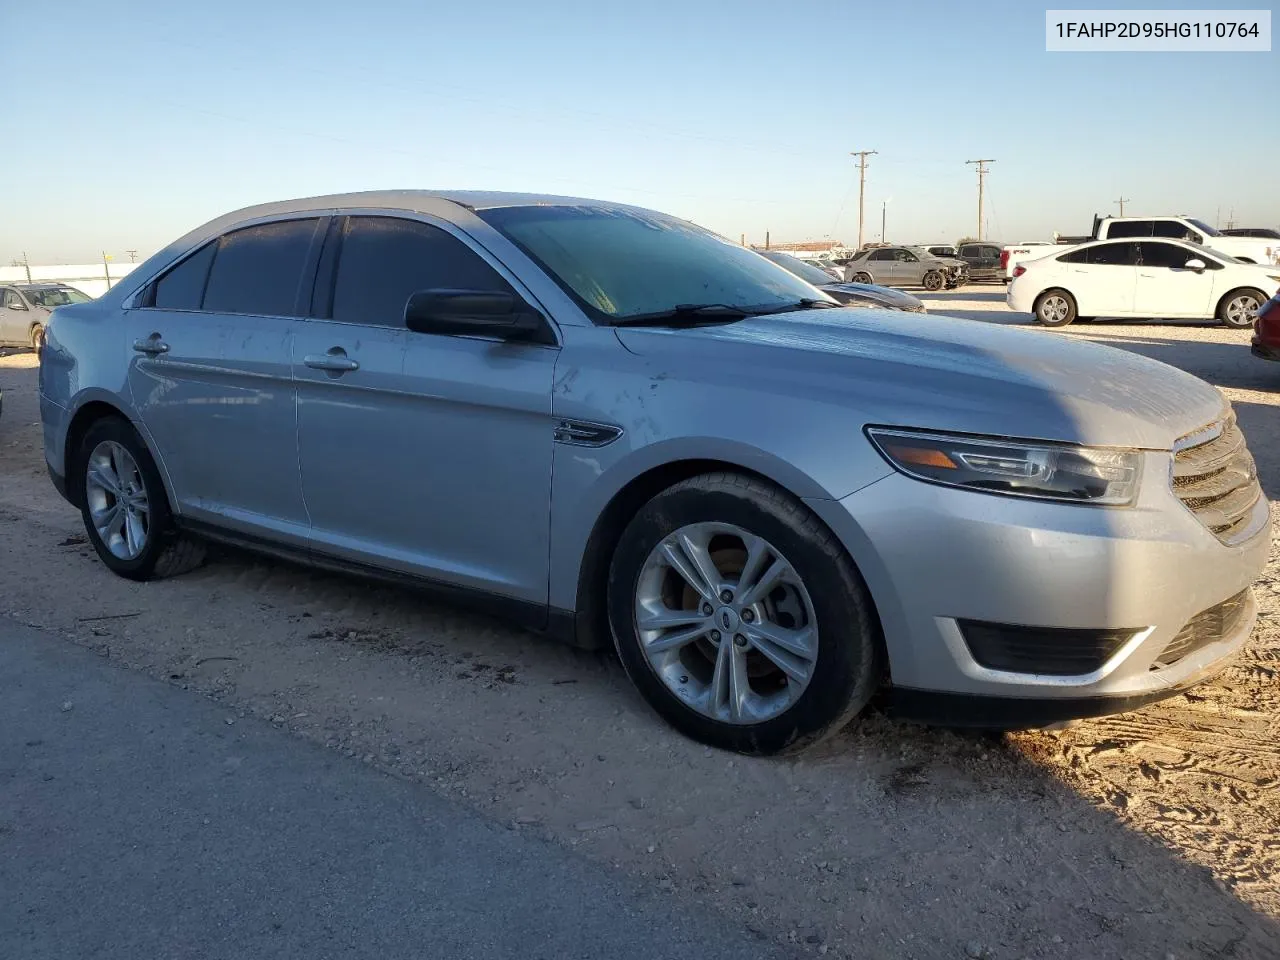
[805,463,1271,724]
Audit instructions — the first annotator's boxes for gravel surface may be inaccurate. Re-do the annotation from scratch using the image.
[1,290,1277,959]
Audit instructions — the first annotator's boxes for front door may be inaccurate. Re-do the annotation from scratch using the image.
[293,214,559,607]
[1134,241,1217,318]
[125,217,323,545]
[1,287,30,345]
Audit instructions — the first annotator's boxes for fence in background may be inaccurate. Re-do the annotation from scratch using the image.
[1,263,141,299]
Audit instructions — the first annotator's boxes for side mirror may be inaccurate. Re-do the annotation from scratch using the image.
[7,301,25,310]
[1183,258,1206,273]
[404,289,549,343]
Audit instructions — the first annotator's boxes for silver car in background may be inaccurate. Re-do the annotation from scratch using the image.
[39,191,1269,754]
[755,249,927,312]
[844,246,967,290]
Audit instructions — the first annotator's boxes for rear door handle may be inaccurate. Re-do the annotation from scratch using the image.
[304,351,359,373]
[133,336,169,355]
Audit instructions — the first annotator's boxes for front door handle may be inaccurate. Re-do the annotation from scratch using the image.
[133,335,169,355]
[304,350,359,373]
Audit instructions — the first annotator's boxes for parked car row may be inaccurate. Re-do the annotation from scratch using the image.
[36,190,1271,755]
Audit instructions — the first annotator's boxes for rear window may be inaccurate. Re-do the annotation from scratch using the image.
[153,243,216,310]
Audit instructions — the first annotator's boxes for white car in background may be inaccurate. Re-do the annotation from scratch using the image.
[1007,237,1280,328]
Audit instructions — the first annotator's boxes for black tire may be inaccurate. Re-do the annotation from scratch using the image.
[607,472,883,755]
[29,323,45,350]
[1033,289,1077,327]
[922,271,945,292]
[1217,288,1265,329]
[75,417,206,581]
[851,271,874,284]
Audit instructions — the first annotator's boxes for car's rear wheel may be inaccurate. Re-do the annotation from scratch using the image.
[1217,288,1265,329]
[76,417,206,581]
[1034,289,1077,327]
[607,473,882,755]
[922,271,945,291]
[851,271,873,284]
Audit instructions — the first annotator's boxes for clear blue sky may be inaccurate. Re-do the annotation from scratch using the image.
[5,0,1276,262]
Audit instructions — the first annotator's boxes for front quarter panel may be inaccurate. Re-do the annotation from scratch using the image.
[545,325,895,611]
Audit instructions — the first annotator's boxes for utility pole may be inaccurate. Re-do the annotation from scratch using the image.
[102,251,114,290]
[881,200,887,243]
[1114,196,1129,217]
[850,150,877,250]
[126,249,138,262]
[966,159,995,240]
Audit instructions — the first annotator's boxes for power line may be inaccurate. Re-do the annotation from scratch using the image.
[965,160,995,240]
[850,150,878,250]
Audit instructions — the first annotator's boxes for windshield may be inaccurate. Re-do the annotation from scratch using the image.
[24,287,91,307]
[1187,218,1221,237]
[475,205,827,322]
[758,250,838,286]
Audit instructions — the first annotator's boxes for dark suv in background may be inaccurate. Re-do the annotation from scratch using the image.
[953,242,1004,283]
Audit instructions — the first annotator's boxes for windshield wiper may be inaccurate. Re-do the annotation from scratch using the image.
[609,304,757,327]
[757,298,840,314]
[611,299,840,328]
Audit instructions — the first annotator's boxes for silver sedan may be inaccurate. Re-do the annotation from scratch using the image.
[38,191,1270,754]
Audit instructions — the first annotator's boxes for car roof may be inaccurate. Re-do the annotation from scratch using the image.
[11,283,74,290]
[214,189,638,223]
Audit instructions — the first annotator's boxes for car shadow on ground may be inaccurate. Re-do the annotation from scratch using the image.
[925,289,1008,302]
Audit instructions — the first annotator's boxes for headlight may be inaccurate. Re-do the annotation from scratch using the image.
[866,428,1142,505]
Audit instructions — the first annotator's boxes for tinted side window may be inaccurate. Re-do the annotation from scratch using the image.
[1151,221,1201,243]
[868,249,893,261]
[959,246,978,258]
[981,246,1001,258]
[202,219,320,316]
[152,242,216,310]
[329,217,513,328]
[1106,221,1151,239]
[1057,249,1087,263]
[1087,242,1139,266]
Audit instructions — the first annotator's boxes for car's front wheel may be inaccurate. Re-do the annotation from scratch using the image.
[922,271,945,291]
[607,473,882,755]
[76,417,206,581]
[1034,289,1077,327]
[1217,288,1265,329]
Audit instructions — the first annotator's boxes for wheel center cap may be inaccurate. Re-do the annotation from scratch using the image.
[715,606,740,633]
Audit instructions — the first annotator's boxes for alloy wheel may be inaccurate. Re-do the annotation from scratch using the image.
[633,522,818,725]
[1041,295,1069,323]
[1226,295,1259,327]
[85,440,150,560]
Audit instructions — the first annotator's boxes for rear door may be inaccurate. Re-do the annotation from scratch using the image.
[126,216,323,544]
[1134,241,1217,318]
[293,214,559,606]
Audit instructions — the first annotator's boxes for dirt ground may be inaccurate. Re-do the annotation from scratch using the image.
[2,291,1277,960]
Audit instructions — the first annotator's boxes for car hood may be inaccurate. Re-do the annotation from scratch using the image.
[822,282,924,311]
[614,308,1226,449]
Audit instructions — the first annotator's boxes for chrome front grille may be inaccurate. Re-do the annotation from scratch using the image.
[1172,412,1264,544]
